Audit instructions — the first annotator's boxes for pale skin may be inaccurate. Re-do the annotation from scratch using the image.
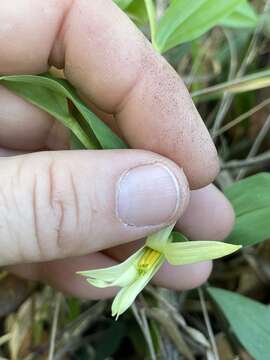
[0,0,234,299]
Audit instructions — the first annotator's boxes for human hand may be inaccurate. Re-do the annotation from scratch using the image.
[0,0,234,299]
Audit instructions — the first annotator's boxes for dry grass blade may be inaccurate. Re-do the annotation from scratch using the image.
[198,288,220,360]
[6,298,34,360]
[237,0,270,77]
[211,0,270,137]
[211,28,238,136]
[48,293,62,360]
[146,286,210,350]
[236,115,270,180]
[146,307,195,360]
[222,150,270,169]
[131,303,157,360]
[192,70,270,98]
[0,334,11,347]
[215,98,270,136]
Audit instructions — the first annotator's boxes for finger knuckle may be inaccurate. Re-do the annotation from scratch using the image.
[31,157,82,260]
[46,159,82,257]
[0,155,87,264]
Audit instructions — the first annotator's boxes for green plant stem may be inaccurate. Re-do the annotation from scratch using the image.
[212,0,270,136]
[211,28,237,138]
[216,97,270,136]
[236,115,270,180]
[144,0,158,51]
[222,150,270,170]
[192,69,270,99]
[131,304,156,360]
[198,288,220,360]
[48,293,62,360]
[70,119,99,149]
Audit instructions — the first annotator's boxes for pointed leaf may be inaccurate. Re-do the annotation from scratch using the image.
[0,75,127,150]
[208,287,270,360]
[114,0,134,10]
[156,0,245,52]
[126,0,148,26]
[225,173,270,247]
[0,77,98,149]
[220,1,258,28]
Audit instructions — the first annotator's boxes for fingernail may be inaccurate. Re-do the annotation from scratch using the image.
[117,163,180,227]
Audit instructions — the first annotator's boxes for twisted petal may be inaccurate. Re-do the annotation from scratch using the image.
[164,241,241,266]
[111,255,165,318]
[77,247,145,288]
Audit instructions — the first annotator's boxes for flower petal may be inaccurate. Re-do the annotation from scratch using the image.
[146,224,175,252]
[77,247,145,287]
[164,241,241,266]
[111,256,165,318]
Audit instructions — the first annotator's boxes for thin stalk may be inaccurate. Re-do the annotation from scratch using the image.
[211,28,238,137]
[237,0,270,77]
[192,69,270,98]
[216,98,270,136]
[48,293,62,360]
[198,288,220,360]
[236,115,270,180]
[205,1,270,136]
[188,37,213,93]
[131,303,157,360]
[145,0,158,51]
[222,150,270,170]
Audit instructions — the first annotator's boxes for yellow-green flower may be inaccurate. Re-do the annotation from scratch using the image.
[78,225,241,319]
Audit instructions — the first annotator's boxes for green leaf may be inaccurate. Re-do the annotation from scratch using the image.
[0,75,127,150]
[126,0,148,26]
[220,1,258,28]
[66,298,81,321]
[208,287,270,360]
[114,0,134,10]
[164,241,241,265]
[70,132,86,150]
[0,78,97,150]
[156,0,245,52]
[95,322,126,360]
[225,173,270,247]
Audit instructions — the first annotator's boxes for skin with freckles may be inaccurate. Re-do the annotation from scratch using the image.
[0,0,218,188]
[0,0,234,300]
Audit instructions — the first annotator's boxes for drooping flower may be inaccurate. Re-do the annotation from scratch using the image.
[78,225,241,318]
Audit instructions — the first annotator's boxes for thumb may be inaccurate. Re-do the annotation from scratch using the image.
[0,149,189,265]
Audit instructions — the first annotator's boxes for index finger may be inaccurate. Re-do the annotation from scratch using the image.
[0,0,218,189]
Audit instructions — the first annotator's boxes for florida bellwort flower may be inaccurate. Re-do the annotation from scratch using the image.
[78,225,241,319]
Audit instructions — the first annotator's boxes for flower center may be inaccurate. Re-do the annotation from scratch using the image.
[137,247,161,275]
